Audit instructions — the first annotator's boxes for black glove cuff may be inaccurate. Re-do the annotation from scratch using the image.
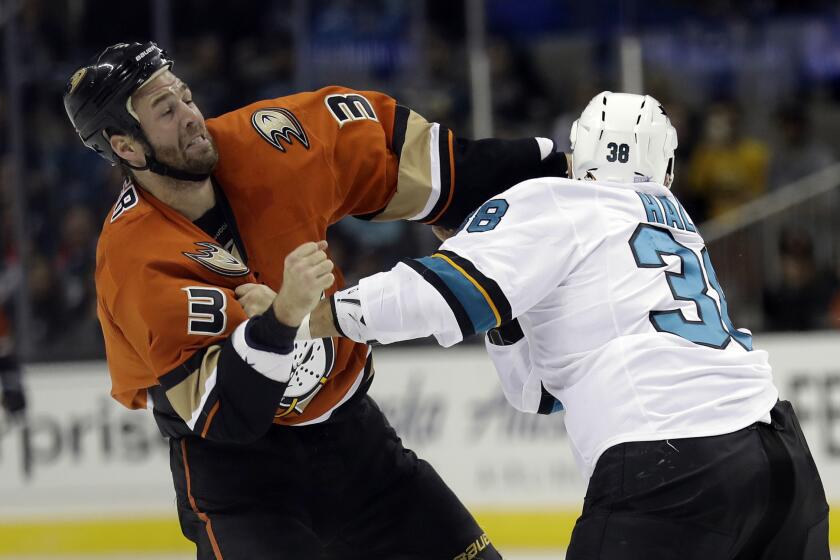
[245,310,298,354]
[540,149,569,178]
[487,318,524,346]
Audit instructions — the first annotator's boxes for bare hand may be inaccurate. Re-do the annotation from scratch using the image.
[235,283,277,318]
[273,240,335,327]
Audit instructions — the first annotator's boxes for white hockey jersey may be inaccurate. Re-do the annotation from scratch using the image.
[343,177,778,479]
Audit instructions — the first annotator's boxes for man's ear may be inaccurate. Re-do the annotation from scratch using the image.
[108,133,146,167]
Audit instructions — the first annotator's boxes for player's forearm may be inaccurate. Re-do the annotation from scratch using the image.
[309,298,341,339]
[307,265,463,347]
[153,311,296,443]
[206,314,295,442]
[429,137,569,229]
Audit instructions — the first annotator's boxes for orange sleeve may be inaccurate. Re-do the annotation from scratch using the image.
[313,87,555,229]
[294,86,453,223]
[213,86,559,230]
[302,87,400,221]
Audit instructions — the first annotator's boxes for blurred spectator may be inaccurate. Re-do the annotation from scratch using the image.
[329,218,423,286]
[550,84,603,153]
[407,30,469,129]
[829,292,840,329]
[55,205,97,318]
[174,34,231,117]
[762,228,838,331]
[232,33,297,103]
[0,335,26,423]
[27,253,69,353]
[686,102,770,221]
[0,312,26,424]
[654,96,707,219]
[768,103,835,190]
[0,265,25,423]
[488,37,552,137]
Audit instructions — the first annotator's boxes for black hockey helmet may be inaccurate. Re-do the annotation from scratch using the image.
[63,42,173,164]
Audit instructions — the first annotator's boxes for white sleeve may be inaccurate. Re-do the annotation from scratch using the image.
[332,264,464,347]
[485,335,539,412]
[484,328,564,415]
[437,178,577,318]
[331,178,577,346]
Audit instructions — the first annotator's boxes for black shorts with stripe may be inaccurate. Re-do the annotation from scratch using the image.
[169,393,502,560]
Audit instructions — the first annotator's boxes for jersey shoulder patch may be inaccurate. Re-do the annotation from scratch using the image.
[250,107,309,153]
[183,242,250,277]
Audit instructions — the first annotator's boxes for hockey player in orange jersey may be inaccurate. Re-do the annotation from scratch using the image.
[64,42,569,559]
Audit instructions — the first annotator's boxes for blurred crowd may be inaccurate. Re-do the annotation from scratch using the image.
[2,0,840,361]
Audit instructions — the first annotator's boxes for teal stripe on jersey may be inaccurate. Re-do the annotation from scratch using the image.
[415,256,498,334]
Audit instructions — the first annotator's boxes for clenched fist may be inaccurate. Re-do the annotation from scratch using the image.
[272,240,334,327]
[235,283,276,318]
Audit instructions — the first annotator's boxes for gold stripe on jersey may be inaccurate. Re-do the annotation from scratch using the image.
[165,344,222,424]
[432,252,503,327]
[374,109,435,221]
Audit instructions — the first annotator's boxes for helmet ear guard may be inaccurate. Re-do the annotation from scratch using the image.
[569,119,579,150]
[664,126,678,152]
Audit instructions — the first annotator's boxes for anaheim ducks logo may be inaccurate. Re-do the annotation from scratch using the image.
[68,68,87,94]
[251,108,309,153]
[183,242,250,277]
[276,336,336,418]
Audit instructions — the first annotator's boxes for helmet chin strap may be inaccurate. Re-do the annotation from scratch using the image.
[124,149,211,182]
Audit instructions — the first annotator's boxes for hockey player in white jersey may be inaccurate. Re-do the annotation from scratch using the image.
[238,92,829,558]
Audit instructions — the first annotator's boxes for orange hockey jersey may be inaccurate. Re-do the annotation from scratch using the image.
[97,86,462,435]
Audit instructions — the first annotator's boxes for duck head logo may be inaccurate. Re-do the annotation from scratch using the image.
[251,108,309,153]
[183,242,249,277]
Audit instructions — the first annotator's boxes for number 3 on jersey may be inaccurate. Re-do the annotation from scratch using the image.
[183,287,227,335]
[629,225,752,350]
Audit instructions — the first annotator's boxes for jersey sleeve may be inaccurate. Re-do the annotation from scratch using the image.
[331,179,578,345]
[318,86,460,223]
[99,263,294,443]
[484,320,563,415]
[312,86,568,227]
[418,179,577,323]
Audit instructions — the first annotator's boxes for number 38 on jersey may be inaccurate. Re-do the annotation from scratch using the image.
[629,224,752,351]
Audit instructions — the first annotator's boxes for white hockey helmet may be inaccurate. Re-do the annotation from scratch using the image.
[569,91,678,187]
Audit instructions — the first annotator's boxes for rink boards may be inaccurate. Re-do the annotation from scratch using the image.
[0,332,838,555]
